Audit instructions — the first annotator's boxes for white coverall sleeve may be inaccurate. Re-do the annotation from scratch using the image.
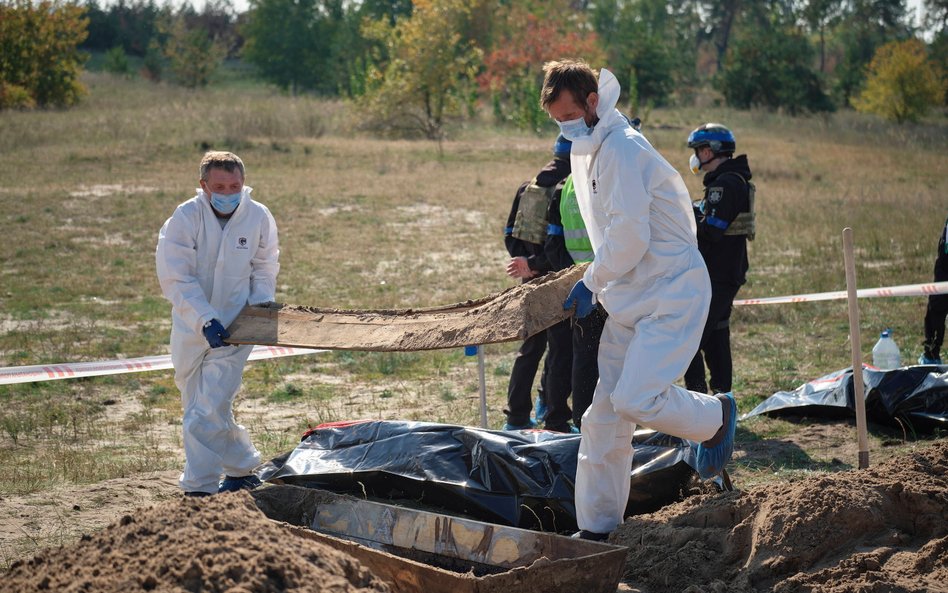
[248,206,280,305]
[583,143,652,294]
[156,211,217,333]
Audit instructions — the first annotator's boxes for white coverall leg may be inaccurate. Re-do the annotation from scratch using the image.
[576,260,720,534]
[174,337,259,493]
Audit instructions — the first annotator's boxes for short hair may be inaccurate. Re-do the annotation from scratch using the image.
[540,59,599,111]
[200,151,245,181]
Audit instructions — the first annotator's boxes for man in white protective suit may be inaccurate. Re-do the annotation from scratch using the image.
[540,60,737,541]
[156,151,280,497]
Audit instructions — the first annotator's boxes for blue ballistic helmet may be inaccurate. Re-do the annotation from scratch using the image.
[687,123,736,154]
[553,134,572,160]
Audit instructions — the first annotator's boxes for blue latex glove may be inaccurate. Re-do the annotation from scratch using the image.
[564,280,595,319]
[202,319,230,348]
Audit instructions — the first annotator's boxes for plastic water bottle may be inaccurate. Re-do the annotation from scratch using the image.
[871,329,901,370]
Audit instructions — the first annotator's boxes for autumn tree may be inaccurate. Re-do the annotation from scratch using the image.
[852,38,945,122]
[834,0,913,104]
[924,0,948,105]
[480,1,603,131]
[0,0,88,109]
[358,0,482,140]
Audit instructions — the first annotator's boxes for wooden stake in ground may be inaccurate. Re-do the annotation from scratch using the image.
[843,227,870,469]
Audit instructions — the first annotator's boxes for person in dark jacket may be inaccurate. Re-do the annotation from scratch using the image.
[920,213,948,364]
[545,173,605,429]
[502,136,575,432]
[683,123,754,395]
[543,117,639,429]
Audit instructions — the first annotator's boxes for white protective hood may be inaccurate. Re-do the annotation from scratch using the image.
[566,68,623,158]
[568,68,699,309]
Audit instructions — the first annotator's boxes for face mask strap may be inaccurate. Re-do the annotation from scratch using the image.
[692,147,716,172]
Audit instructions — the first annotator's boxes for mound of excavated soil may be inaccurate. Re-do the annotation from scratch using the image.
[2,492,389,593]
[612,441,948,593]
[4,443,945,593]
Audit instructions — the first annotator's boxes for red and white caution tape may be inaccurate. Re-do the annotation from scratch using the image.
[0,345,325,386]
[734,281,948,306]
[2,280,945,386]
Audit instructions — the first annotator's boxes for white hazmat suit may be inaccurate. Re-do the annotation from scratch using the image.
[156,187,279,493]
[569,69,724,534]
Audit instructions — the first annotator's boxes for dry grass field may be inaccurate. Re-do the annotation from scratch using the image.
[0,71,945,566]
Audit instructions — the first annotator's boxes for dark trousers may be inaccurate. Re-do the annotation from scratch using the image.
[505,319,574,430]
[923,251,948,360]
[505,331,547,426]
[571,305,606,428]
[541,319,574,432]
[684,282,742,394]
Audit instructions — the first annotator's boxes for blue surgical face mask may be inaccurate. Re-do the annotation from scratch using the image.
[557,116,594,141]
[210,191,242,214]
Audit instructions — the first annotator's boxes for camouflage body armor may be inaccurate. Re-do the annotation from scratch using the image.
[511,179,553,245]
[722,172,756,241]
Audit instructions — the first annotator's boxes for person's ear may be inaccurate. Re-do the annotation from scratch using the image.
[199,179,209,194]
[587,92,599,112]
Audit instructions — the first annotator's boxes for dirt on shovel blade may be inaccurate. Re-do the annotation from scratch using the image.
[225,264,587,351]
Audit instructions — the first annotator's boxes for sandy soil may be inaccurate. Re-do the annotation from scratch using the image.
[1,266,944,593]
[1,438,945,592]
[612,440,948,593]
[0,361,508,569]
[0,471,182,569]
[1,492,389,593]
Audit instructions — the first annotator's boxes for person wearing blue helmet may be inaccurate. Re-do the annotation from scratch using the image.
[683,123,754,397]
[502,135,576,433]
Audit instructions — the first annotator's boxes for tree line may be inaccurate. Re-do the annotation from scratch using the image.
[1,0,945,133]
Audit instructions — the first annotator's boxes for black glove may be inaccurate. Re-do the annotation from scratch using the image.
[202,319,230,348]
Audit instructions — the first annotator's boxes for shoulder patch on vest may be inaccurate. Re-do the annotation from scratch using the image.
[707,187,724,204]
